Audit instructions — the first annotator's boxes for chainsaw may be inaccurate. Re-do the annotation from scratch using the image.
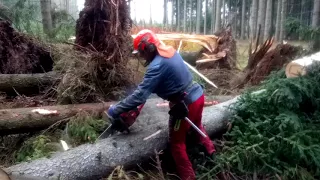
[97,103,145,140]
[97,99,208,140]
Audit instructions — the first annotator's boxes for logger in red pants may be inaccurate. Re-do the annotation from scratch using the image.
[106,29,216,180]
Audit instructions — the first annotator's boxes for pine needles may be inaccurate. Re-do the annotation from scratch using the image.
[197,62,320,179]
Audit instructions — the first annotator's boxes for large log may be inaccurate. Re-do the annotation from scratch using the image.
[285,51,320,78]
[0,72,60,95]
[5,96,239,180]
[0,102,113,135]
[0,96,234,135]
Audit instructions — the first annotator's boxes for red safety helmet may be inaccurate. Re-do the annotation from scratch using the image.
[132,29,175,58]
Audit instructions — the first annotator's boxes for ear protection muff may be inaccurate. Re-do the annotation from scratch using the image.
[138,35,156,54]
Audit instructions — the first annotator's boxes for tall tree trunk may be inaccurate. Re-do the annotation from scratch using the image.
[163,0,168,27]
[212,0,216,33]
[66,0,70,13]
[189,0,193,34]
[134,1,137,23]
[228,0,231,24]
[172,0,175,30]
[257,0,266,41]
[184,0,187,32]
[204,0,208,34]
[312,0,320,28]
[40,0,53,36]
[128,0,131,11]
[246,9,250,38]
[177,0,180,31]
[250,0,258,39]
[275,0,281,41]
[149,1,152,25]
[299,0,306,40]
[196,0,201,33]
[311,0,320,51]
[215,0,222,31]
[279,0,287,42]
[241,0,246,39]
[264,0,273,40]
[222,0,225,26]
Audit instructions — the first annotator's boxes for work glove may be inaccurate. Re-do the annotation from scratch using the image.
[106,106,130,133]
[168,100,189,120]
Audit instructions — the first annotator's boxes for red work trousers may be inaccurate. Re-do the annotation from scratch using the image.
[168,94,216,180]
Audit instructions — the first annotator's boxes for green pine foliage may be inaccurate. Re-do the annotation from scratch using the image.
[14,113,107,163]
[197,62,320,180]
[67,113,107,145]
[15,135,58,162]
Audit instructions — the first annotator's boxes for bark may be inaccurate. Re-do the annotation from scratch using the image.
[311,0,320,51]
[241,0,246,39]
[204,0,208,34]
[228,0,231,24]
[275,0,281,41]
[196,0,201,33]
[0,102,113,135]
[133,1,137,23]
[264,0,273,40]
[0,96,234,135]
[128,0,131,11]
[172,0,175,30]
[163,0,168,26]
[177,0,181,31]
[183,0,187,32]
[215,0,222,31]
[279,0,287,42]
[299,0,306,40]
[312,0,320,28]
[40,0,53,36]
[212,0,216,33]
[66,0,70,13]
[222,0,225,25]
[149,2,152,25]
[257,0,266,41]
[250,0,258,39]
[5,97,239,180]
[189,0,193,33]
[0,72,59,96]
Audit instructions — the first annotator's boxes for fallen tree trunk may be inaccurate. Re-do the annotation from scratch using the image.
[5,96,239,179]
[285,51,320,78]
[0,71,60,95]
[0,102,113,135]
[0,96,234,135]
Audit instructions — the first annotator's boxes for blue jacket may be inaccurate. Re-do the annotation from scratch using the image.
[112,51,204,116]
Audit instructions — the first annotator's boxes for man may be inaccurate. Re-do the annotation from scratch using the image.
[107,29,216,180]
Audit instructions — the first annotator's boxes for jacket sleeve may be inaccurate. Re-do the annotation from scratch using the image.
[112,63,162,116]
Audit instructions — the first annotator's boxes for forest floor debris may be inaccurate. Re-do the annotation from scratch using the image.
[56,0,134,104]
[0,19,53,74]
